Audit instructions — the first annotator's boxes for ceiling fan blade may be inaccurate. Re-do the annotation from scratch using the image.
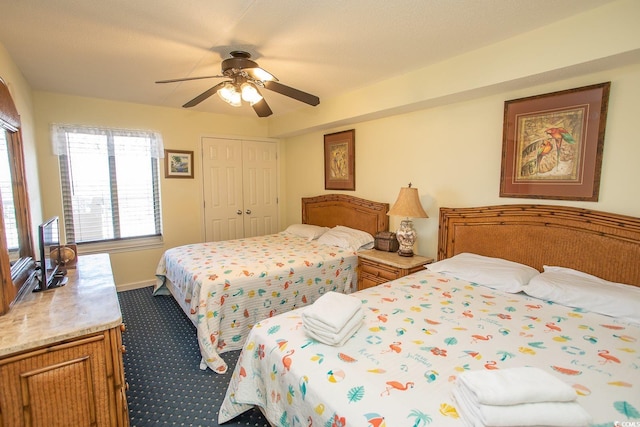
[156,75,224,84]
[182,82,227,108]
[252,98,273,117]
[263,81,320,106]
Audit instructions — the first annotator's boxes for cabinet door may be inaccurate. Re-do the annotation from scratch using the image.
[110,325,130,427]
[0,332,115,426]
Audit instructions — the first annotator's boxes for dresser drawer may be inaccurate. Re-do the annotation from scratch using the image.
[359,259,401,281]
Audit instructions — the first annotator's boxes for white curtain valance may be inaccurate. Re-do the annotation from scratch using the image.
[50,124,164,158]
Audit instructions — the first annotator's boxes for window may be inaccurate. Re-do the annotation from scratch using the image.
[0,130,19,257]
[52,125,164,251]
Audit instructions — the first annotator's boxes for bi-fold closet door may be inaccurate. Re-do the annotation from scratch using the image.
[202,137,278,242]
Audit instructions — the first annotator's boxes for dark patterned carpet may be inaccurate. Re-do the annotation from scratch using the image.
[117,286,270,426]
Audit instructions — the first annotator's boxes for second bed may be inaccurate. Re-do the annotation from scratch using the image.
[154,194,389,373]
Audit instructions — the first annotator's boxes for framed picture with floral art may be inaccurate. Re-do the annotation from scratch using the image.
[324,129,355,191]
[500,82,610,201]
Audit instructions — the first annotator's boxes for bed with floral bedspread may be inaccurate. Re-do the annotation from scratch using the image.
[155,231,359,373]
[219,268,640,426]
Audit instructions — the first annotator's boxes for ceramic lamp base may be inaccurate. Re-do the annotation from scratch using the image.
[396,219,416,257]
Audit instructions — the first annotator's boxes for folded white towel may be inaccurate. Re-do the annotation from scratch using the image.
[457,367,576,406]
[303,306,364,346]
[303,309,363,346]
[452,386,592,427]
[302,305,364,334]
[301,291,362,333]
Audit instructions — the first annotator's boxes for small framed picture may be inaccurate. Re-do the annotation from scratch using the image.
[164,149,194,179]
[324,129,355,191]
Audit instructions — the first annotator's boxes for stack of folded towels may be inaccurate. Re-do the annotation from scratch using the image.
[452,367,592,427]
[301,291,364,346]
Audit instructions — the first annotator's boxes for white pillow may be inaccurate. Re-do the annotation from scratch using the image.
[426,252,539,293]
[317,225,374,251]
[524,266,640,324]
[284,224,329,241]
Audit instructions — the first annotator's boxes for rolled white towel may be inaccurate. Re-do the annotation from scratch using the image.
[457,367,576,406]
[301,291,362,333]
[303,307,364,346]
[452,386,592,427]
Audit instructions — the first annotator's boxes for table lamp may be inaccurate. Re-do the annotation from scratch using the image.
[387,183,428,257]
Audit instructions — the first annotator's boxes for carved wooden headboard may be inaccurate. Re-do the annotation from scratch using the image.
[302,194,389,237]
[438,204,640,287]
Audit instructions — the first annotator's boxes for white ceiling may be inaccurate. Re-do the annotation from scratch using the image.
[0,0,616,118]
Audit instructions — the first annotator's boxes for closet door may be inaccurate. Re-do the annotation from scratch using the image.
[242,140,278,237]
[202,138,244,241]
[202,137,278,241]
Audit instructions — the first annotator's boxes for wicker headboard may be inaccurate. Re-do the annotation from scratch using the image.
[438,204,640,287]
[302,194,389,237]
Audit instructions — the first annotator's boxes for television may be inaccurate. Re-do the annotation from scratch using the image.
[34,216,67,292]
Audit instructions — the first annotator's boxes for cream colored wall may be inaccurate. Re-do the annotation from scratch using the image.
[283,64,640,260]
[33,92,272,288]
[270,0,640,138]
[280,0,640,260]
[0,43,43,237]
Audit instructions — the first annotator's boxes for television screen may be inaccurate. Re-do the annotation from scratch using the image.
[35,216,67,291]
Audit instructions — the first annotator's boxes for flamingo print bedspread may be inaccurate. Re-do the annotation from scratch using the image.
[219,269,640,426]
[154,232,357,374]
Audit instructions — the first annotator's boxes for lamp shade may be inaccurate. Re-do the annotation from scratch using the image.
[387,186,428,218]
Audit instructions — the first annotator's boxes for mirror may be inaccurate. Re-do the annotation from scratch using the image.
[1,130,19,262]
[0,77,35,315]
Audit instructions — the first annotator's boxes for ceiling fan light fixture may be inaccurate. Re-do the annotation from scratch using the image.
[246,67,275,82]
[241,82,263,104]
[218,82,241,107]
[160,50,319,115]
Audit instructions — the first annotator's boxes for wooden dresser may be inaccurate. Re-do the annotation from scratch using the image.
[0,254,129,426]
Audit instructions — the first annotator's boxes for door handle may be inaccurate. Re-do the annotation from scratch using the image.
[245,209,252,215]
[236,210,242,215]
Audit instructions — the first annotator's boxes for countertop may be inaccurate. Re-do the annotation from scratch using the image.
[357,249,433,269]
[0,253,122,357]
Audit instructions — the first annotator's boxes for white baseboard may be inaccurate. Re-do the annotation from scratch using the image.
[117,280,155,292]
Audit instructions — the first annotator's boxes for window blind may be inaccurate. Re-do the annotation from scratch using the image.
[52,125,163,245]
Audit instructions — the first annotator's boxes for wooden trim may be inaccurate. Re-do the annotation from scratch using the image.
[0,77,20,129]
[0,201,11,315]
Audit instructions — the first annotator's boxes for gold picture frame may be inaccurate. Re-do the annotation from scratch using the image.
[324,129,355,191]
[164,149,194,179]
[500,82,610,201]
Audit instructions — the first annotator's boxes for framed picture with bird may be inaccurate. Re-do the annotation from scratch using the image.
[500,82,610,201]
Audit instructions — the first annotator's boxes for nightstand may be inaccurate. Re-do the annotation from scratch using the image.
[357,249,434,290]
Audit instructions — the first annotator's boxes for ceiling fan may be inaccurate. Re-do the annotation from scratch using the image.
[156,51,320,117]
